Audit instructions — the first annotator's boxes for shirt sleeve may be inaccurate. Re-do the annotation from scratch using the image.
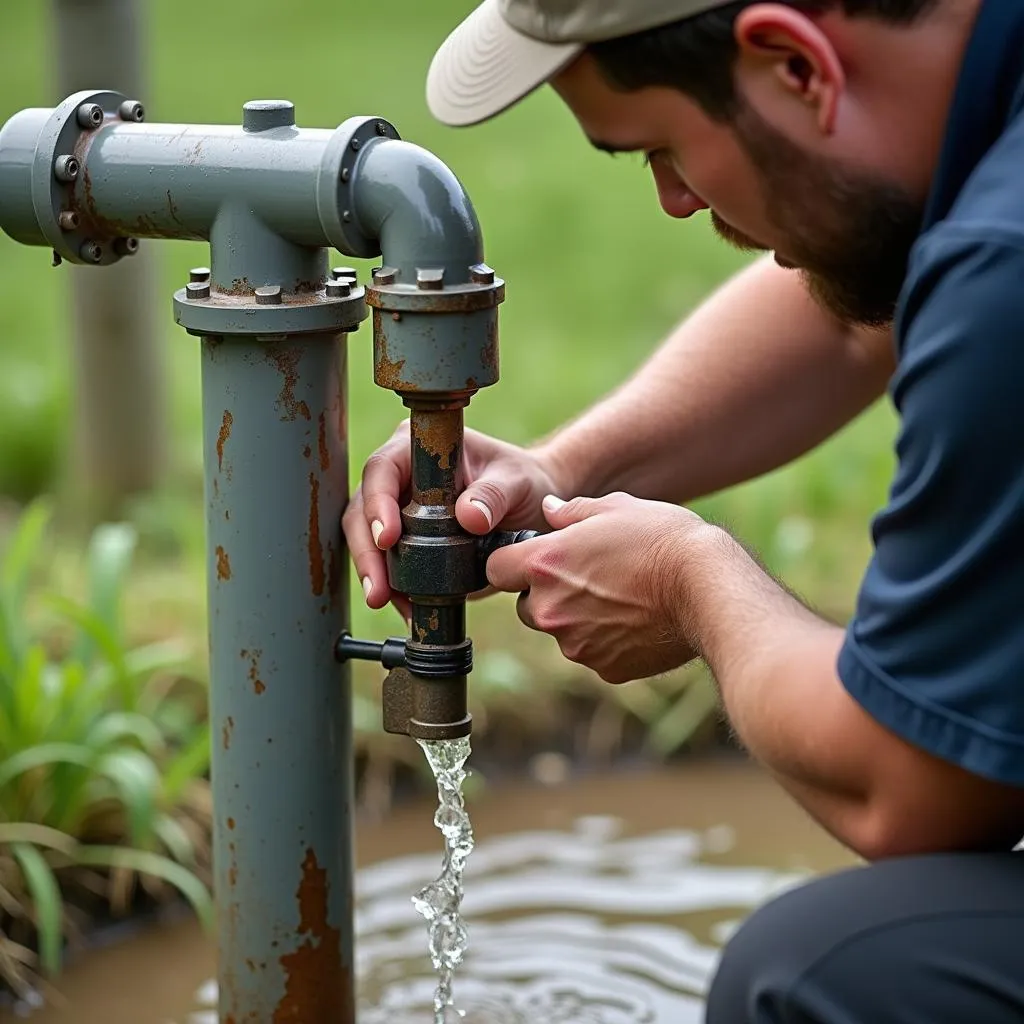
[838,231,1024,785]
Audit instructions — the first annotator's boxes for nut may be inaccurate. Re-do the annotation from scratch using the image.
[189,267,211,283]
[114,237,139,256]
[58,211,80,231]
[331,267,358,282]
[119,100,145,123]
[417,268,444,291]
[372,267,397,286]
[76,103,104,129]
[470,264,496,285]
[326,280,352,298]
[187,281,211,300]
[255,285,283,305]
[79,240,103,263]
[54,155,79,183]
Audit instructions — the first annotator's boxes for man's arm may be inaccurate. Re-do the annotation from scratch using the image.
[685,530,1024,860]
[538,255,896,503]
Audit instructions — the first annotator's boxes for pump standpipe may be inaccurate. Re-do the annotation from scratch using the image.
[0,90,533,1023]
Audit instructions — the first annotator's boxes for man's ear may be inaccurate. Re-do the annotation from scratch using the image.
[733,3,844,135]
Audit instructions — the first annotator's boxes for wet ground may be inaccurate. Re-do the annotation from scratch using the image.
[4,755,857,1023]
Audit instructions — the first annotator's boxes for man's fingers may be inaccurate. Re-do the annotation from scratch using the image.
[342,488,392,610]
[456,461,539,534]
[485,540,533,593]
[360,440,411,552]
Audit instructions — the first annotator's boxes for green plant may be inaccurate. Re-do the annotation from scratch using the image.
[0,500,213,997]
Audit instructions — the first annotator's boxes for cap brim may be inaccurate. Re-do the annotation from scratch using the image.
[427,0,582,127]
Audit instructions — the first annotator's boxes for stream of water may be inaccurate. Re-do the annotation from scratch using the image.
[412,737,475,1023]
[2,759,856,1024]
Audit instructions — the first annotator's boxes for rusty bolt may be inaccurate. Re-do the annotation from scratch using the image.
[373,267,397,286]
[119,100,145,122]
[326,279,352,298]
[54,155,79,183]
[187,281,211,300]
[114,237,139,256]
[76,103,104,129]
[255,285,283,305]
[470,263,496,285]
[79,240,103,263]
[190,267,211,283]
[376,121,389,136]
[351,138,361,152]
[417,268,445,291]
[331,267,358,282]
[58,210,80,231]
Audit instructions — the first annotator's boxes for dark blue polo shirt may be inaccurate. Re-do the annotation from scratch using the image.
[837,0,1024,786]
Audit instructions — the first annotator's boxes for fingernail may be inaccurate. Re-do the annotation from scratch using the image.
[371,520,384,548]
[469,499,493,529]
[362,576,373,601]
[542,494,566,513]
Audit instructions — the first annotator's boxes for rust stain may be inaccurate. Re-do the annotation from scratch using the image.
[373,325,407,391]
[269,348,312,422]
[216,545,232,581]
[166,189,184,228]
[222,715,234,750]
[415,625,427,643]
[481,315,499,378]
[272,848,348,1022]
[317,412,330,471]
[308,473,325,597]
[227,817,235,830]
[217,410,233,472]
[327,541,341,598]
[227,841,237,888]
[303,444,311,459]
[246,648,266,695]
[428,608,440,631]
[416,487,446,507]
[412,409,460,470]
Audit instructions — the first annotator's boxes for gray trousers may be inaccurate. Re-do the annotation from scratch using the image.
[706,852,1024,1023]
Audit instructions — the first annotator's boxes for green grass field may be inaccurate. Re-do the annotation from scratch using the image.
[0,0,898,718]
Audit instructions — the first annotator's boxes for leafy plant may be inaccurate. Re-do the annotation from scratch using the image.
[0,500,213,996]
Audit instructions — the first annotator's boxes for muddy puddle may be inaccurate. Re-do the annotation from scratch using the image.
[4,756,856,1024]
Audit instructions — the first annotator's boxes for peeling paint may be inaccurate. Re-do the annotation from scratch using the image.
[308,473,325,597]
[269,348,312,422]
[217,409,234,472]
[245,648,266,695]
[222,715,234,750]
[272,848,348,1022]
[216,545,232,581]
[318,412,330,471]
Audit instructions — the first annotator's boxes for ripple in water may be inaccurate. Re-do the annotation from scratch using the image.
[185,813,807,1024]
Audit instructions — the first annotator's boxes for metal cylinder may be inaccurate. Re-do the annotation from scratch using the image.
[203,329,352,1022]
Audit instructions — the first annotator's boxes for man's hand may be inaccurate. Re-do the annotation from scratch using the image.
[342,422,569,619]
[485,491,714,683]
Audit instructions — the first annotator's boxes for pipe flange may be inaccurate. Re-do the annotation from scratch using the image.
[316,115,401,258]
[365,272,505,314]
[173,283,368,337]
[28,89,135,265]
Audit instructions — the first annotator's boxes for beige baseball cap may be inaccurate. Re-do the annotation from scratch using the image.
[427,0,731,127]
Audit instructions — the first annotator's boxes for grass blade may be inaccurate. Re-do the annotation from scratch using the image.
[10,843,63,976]
[96,749,159,847]
[153,813,196,866]
[75,846,213,931]
[88,711,165,757]
[162,724,211,803]
[77,523,136,668]
[0,742,96,791]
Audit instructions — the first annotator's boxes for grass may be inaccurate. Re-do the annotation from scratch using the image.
[0,0,900,971]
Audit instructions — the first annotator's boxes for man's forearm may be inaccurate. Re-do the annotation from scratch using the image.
[537,257,895,503]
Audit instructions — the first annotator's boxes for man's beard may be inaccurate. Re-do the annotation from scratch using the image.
[713,104,926,329]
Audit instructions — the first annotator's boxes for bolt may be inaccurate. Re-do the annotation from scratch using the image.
[187,281,211,300]
[58,210,80,231]
[79,240,102,263]
[342,210,352,223]
[76,103,104,129]
[373,267,397,286]
[376,120,388,136]
[331,267,358,282]
[255,285,282,305]
[326,280,351,298]
[417,268,445,291]
[351,138,361,151]
[340,167,350,183]
[470,263,496,285]
[190,267,211,283]
[119,100,145,123]
[114,237,139,256]
[54,155,79,183]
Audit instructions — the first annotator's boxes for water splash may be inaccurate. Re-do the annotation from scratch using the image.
[413,736,476,1024]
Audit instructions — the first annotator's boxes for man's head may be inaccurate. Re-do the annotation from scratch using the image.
[427,0,974,327]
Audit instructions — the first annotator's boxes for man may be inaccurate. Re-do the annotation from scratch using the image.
[344,1,1024,1020]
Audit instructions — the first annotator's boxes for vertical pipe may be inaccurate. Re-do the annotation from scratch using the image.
[202,329,352,1023]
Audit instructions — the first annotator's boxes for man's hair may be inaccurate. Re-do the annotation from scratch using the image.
[589,1,940,120]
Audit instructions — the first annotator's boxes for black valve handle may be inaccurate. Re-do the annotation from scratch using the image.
[334,632,407,668]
